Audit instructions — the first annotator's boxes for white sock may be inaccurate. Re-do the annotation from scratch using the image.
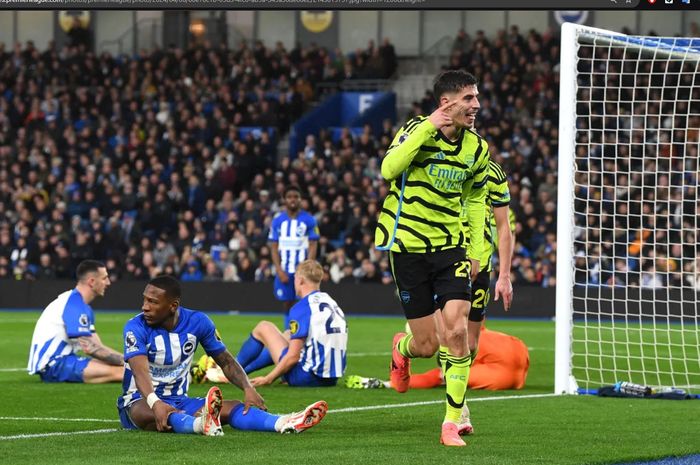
[273,414,289,432]
[193,415,204,434]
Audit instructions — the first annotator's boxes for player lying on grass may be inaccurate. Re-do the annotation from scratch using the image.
[117,275,328,436]
[345,325,529,392]
[193,260,348,388]
[28,259,124,383]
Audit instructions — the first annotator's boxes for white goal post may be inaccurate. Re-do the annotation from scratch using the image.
[556,23,700,395]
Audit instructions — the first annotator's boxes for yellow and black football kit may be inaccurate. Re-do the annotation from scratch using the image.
[375,116,490,319]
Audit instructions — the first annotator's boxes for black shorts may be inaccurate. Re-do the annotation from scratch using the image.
[389,248,471,320]
[469,268,491,322]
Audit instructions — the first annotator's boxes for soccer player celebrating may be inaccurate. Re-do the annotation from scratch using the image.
[375,70,489,446]
[269,185,320,324]
[239,260,347,387]
[27,259,124,383]
[117,276,327,436]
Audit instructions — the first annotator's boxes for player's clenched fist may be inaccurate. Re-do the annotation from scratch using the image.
[428,99,458,129]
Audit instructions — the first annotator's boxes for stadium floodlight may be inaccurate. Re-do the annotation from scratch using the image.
[556,23,700,395]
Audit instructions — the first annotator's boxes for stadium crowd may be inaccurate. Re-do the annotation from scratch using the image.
[0,26,580,288]
[572,36,700,290]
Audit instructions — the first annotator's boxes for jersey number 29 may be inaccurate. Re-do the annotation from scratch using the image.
[319,302,346,334]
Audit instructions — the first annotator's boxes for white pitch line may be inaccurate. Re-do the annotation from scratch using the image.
[0,368,25,372]
[0,428,120,441]
[328,392,559,414]
[0,417,120,423]
[0,392,561,440]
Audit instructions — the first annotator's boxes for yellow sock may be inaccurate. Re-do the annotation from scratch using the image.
[442,350,470,423]
[397,333,414,358]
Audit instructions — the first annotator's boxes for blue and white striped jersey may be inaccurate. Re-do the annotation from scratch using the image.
[268,211,320,274]
[289,291,348,379]
[27,289,95,375]
[117,307,226,409]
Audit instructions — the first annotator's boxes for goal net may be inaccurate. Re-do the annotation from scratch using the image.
[555,23,700,394]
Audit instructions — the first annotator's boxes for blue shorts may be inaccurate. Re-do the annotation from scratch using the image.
[279,347,337,387]
[118,395,206,430]
[274,274,296,302]
[39,354,90,383]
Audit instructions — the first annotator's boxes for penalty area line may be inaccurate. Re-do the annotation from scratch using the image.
[329,392,559,414]
[0,428,120,441]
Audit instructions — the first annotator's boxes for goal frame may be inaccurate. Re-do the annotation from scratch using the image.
[554,22,700,394]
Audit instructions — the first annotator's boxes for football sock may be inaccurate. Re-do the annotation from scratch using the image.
[228,403,279,432]
[243,348,274,374]
[236,334,264,368]
[397,333,415,358]
[409,367,443,389]
[167,412,196,434]
[469,349,478,366]
[442,347,470,424]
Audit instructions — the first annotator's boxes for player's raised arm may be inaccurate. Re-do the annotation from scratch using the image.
[212,350,267,413]
[381,108,453,181]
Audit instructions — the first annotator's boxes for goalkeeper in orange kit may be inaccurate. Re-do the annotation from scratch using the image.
[345,325,529,391]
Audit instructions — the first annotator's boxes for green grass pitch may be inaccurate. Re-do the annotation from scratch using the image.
[1,311,698,465]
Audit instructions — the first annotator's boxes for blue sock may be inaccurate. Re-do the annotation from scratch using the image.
[228,403,280,432]
[243,348,274,374]
[167,412,196,434]
[236,334,264,368]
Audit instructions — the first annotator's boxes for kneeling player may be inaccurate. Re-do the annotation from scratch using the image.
[236,260,348,387]
[117,275,327,435]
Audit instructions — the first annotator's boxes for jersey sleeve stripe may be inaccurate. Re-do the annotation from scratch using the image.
[489,162,507,181]
[489,190,509,198]
[402,116,426,134]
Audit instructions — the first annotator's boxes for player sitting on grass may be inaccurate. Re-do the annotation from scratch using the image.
[117,275,328,435]
[194,260,348,388]
[28,260,124,384]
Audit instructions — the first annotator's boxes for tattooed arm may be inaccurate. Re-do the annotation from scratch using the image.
[213,350,267,412]
[78,335,124,366]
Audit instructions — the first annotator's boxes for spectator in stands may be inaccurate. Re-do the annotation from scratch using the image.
[0,27,673,291]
